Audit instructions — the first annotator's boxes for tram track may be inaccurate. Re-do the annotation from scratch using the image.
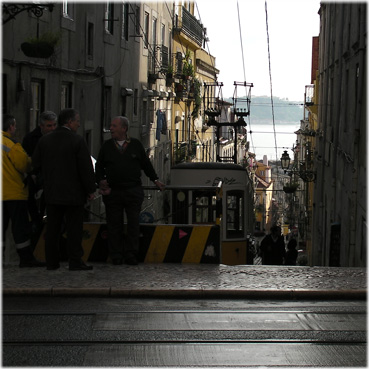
[2,297,367,367]
[4,337,367,345]
[3,313,366,344]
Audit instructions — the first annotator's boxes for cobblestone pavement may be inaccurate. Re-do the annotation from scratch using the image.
[2,263,366,298]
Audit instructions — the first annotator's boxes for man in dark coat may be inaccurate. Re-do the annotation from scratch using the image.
[22,111,57,245]
[260,225,286,265]
[32,108,96,271]
[95,116,165,265]
[22,111,57,156]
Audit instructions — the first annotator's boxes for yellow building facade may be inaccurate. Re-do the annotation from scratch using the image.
[171,2,218,164]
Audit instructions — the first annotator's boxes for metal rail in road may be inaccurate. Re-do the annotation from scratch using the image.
[3,297,366,367]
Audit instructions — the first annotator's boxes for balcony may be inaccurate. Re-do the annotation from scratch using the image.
[148,44,169,82]
[305,85,315,106]
[174,141,197,163]
[174,6,204,47]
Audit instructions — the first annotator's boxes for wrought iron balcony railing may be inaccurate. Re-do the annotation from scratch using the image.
[174,141,197,163]
[148,44,169,76]
[174,6,204,47]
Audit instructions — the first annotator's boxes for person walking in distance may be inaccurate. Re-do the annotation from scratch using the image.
[95,116,165,265]
[260,225,286,265]
[285,237,298,265]
[2,114,45,267]
[32,108,96,271]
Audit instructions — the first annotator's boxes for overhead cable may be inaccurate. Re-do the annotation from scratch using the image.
[236,0,255,154]
[265,0,279,164]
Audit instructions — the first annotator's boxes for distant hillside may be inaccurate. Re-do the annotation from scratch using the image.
[224,95,304,124]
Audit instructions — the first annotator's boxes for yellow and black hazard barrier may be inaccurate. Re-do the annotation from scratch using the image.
[33,223,109,263]
[34,223,220,264]
[139,224,220,263]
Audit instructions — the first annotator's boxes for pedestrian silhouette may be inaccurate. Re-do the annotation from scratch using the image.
[260,225,286,265]
[285,238,298,265]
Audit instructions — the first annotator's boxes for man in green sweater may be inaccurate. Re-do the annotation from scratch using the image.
[95,116,165,265]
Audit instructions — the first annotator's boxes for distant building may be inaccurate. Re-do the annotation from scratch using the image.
[254,156,274,233]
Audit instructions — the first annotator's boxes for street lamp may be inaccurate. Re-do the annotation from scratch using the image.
[280,150,316,182]
[280,150,291,171]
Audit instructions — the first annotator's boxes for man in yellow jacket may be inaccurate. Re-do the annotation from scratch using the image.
[2,114,45,267]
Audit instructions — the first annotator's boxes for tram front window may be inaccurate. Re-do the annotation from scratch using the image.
[226,190,244,238]
[193,192,217,224]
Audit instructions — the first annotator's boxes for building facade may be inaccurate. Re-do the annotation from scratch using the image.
[254,156,274,233]
[171,2,218,165]
[312,2,367,266]
[2,1,223,223]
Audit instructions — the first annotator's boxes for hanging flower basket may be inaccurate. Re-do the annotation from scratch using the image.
[283,183,299,193]
[21,42,54,58]
[21,31,60,59]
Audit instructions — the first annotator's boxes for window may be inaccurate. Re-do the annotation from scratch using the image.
[152,17,157,46]
[87,22,94,59]
[105,2,114,35]
[103,87,112,130]
[62,0,74,19]
[226,190,244,238]
[149,97,155,124]
[30,80,44,131]
[121,2,129,41]
[61,83,72,110]
[143,11,149,48]
[168,27,172,66]
[172,190,189,224]
[161,23,165,46]
[193,191,217,224]
[142,99,148,134]
[135,5,140,36]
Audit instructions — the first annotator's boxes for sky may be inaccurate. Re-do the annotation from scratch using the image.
[195,0,321,101]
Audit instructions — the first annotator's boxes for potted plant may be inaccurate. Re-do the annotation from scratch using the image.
[182,50,194,80]
[21,31,60,58]
[165,65,174,86]
[182,62,194,79]
[191,78,202,118]
[166,64,173,78]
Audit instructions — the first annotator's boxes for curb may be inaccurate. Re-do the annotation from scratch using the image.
[3,288,366,299]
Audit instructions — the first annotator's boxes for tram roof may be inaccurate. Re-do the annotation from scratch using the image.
[172,162,247,171]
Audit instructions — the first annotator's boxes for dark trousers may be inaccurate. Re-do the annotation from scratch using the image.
[103,186,144,260]
[2,200,31,249]
[45,204,84,267]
